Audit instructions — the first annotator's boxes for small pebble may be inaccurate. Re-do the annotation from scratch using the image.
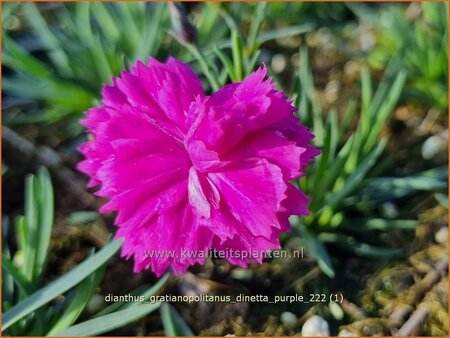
[325,80,341,104]
[290,52,300,68]
[329,302,344,320]
[271,54,287,74]
[338,329,355,336]
[301,315,330,336]
[280,311,297,327]
[381,202,399,218]
[87,294,106,314]
[230,268,253,280]
[421,132,448,160]
[435,227,448,245]
[13,250,24,269]
[344,61,361,81]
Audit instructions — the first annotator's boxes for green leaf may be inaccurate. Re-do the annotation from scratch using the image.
[308,135,355,211]
[2,256,34,295]
[339,99,357,136]
[257,23,315,45]
[14,216,27,255]
[116,2,141,53]
[178,39,220,91]
[293,220,335,278]
[247,2,267,50]
[68,211,99,226]
[360,66,372,137]
[161,303,194,336]
[212,45,237,82]
[2,34,52,78]
[319,233,403,259]
[245,49,261,76]
[34,167,54,281]
[364,69,407,154]
[2,239,122,330]
[2,218,14,306]
[324,141,386,210]
[22,3,72,76]
[344,218,418,231]
[95,273,169,317]
[51,302,160,336]
[135,3,167,60]
[435,193,449,209]
[46,262,106,335]
[91,3,121,43]
[361,166,447,203]
[231,31,244,81]
[2,76,94,112]
[23,175,38,281]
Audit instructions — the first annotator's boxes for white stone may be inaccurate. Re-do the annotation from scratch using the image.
[280,311,297,326]
[435,227,448,245]
[301,315,330,336]
[338,329,355,336]
[422,133,447,160]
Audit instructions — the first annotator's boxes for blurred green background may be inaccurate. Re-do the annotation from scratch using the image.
[2,2,448,336]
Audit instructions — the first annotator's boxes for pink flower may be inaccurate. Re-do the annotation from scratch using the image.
[78,57,319,276]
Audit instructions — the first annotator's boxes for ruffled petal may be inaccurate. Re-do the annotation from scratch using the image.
[119,198,214,276]
[207,159,286,239]
[185,66,299,155]
[78,57,319,276]
[223,129,306,180]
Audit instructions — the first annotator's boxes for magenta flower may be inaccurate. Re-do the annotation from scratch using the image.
[78,57,319,276]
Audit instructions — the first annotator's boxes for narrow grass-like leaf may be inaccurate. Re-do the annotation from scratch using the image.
[2,218,14,306]
[22,3,72,76]
[68,211,99,226]
[180,40,220,91]
[343,218,418,231]
[91,3,121,44]
[195,23,314,62]
[360,67,372,114]
[91,34,114,83]
[308,135,355,211]
[135,3,166,60]
[361,173,447,203]
[435,193,449,209]
[245,49,261,76]
[116,2,141,53]
[292,221,335,278]
[74,2,94,44]
[2,239,122,330]
[161,303,194,336]
[364,69,407,154]
[319,233,403,258]
[231,31,243,81]
[23,175,38,281]
[2,34,52,78]
[360,67,372,137]
[51,302,160,336]
[339,99,357,137]
[257,23,315,45]
[34,167,54,281]
[299,46,314,100]
[2,256,34,295]
[212,45,237,82]
[324,141,385,210]
[247,2,267,51]
[95,273,169,317]
[47,264,106,335]
[14,216,27,255]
